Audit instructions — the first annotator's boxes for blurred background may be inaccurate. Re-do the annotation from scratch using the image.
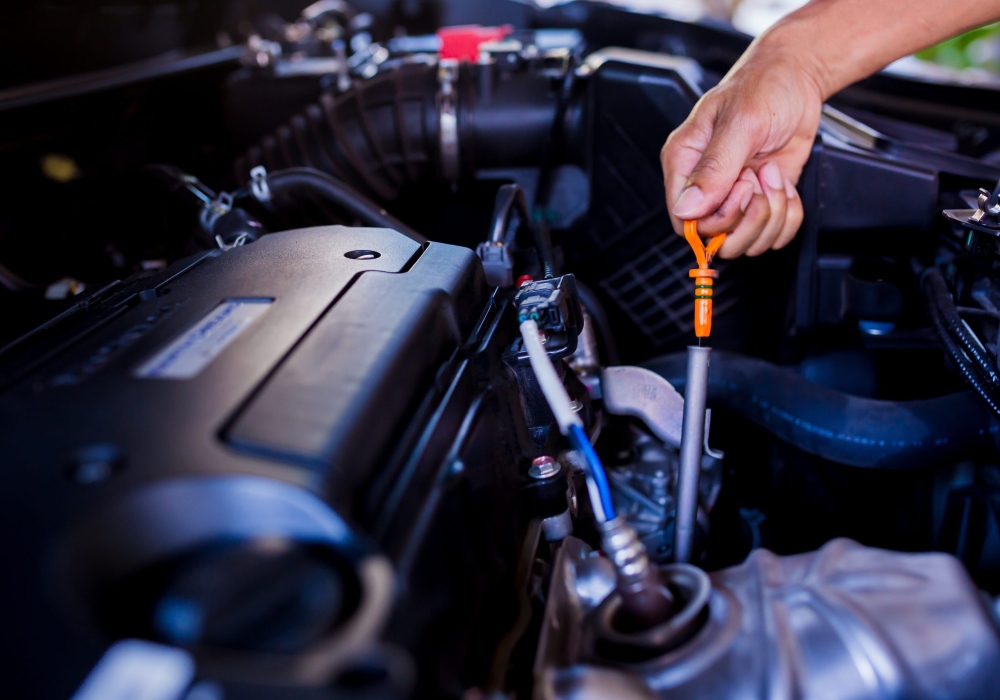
[573,0,1000,81]
[1,0,997,91]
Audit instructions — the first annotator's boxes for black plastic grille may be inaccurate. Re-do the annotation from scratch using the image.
[600,236,739,348]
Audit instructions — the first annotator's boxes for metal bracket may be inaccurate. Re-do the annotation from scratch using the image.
[943,186,1000,236]
[971,188,1000,225]
[704,409,724,460]
[601,365,722,458]
[601,366,685,448]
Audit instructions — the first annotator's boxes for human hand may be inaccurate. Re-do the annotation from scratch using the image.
[661,46,825,258]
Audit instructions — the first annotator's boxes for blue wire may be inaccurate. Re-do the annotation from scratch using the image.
[568,424,616,521]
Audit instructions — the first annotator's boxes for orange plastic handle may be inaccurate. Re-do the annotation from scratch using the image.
[682,220,727,339]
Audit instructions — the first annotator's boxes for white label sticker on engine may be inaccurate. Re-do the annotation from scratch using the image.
[135,299,272,380]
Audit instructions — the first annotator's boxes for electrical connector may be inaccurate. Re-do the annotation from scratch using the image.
[476,241,514,288]
[511,275,584,362]
[515,274,582,332]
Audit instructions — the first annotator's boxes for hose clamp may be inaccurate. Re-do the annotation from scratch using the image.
[250,166,271,202]
[438,60,461,182]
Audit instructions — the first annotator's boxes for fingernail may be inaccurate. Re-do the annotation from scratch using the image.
[741,168,763,195]
[673,185,705,218]
[784,176,798,199]
[761,162,783,191]
[739,185,753,213]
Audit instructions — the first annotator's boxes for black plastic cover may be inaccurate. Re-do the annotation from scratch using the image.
[0,226,500,697]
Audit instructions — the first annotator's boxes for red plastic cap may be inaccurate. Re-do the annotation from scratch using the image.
[438,25,513,62]
[516,275,534,287]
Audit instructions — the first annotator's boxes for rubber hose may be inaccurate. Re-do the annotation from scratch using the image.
[644,351,996,469]
[238,63,440,201]
[264,168,426,243]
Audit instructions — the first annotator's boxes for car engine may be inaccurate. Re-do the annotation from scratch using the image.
[3,1,1000,698]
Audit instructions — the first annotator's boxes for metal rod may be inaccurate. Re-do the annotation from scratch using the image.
[675,345,711,564]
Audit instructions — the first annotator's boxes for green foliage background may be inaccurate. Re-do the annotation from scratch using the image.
[916,22,1000,72]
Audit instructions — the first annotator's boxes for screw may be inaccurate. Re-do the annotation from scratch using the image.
[529,456,561,480]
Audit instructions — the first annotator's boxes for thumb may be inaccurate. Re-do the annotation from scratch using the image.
[672,116,758,221]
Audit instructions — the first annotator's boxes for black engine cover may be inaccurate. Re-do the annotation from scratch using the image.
[0,227,530,698]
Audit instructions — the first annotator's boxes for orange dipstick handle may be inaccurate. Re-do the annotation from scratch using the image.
[683,220,727,339]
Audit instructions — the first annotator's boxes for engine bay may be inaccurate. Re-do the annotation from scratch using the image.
[4,2,1000,698]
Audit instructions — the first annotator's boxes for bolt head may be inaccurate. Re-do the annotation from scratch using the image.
[529,456,561,480]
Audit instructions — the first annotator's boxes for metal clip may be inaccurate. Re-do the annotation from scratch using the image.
[213,191,234,217]
[199,191,234,234]
[250,166,271,202]
[943,185,1000,236]
[703,409,724,460]
[971,188,1000,226]
[215,232,250,251]
[438,60,461,182]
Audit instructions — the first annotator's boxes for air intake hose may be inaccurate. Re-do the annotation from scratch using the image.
[236,61,577,200]
[645,351,996,469]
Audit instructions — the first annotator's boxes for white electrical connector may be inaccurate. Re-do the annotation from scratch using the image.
[519,320,583,434]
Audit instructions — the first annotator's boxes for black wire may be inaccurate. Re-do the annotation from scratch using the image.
[922,267,1000,387]
[957,306,1000,320]
[262,167,427,244]
[522,58,578,284]
[490,184,555,279]
[533,58,578,214]
[144,164,217,205]
[919,263,1000,420]
[925,281,1000,421]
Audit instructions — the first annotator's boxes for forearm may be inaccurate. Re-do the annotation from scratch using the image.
[748,0,1000,99]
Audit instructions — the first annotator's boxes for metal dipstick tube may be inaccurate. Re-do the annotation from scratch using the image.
[675,345,711,564]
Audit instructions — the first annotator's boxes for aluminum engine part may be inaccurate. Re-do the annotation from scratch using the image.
[609,427,721,564]
[536,537,1000,700]
[601,365,686,447]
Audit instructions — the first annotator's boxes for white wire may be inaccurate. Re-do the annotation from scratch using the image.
[521,320,607,521]
[561,450,608,522]
[519,320,583,434]
[582,466,608,522]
